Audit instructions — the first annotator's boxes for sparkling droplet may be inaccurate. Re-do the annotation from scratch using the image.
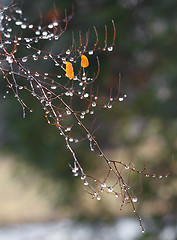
[108,187,113,192]
[97,196,101,200]
[6,55,13,63]
[125,165,129,170]
[92,102,96,107]
[81,174,86,180]
[107,46,113,51]
[101,183,106,188]
[84,180,88,186]
[119,97,124,101]
[15,21,22,26]
[88,50,93,55]
[132,196,138,203]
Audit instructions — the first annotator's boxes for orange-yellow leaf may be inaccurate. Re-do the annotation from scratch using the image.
[66,62,74,79]
[81,55,89,68]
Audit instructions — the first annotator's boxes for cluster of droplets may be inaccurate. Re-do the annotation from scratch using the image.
[0,4,172,234]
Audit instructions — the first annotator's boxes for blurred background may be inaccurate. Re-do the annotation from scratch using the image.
[0,0,177,239]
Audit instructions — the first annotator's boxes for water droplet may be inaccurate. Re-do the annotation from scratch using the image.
[6,55,13,63]
[53,21,58,26]
[16,9,22,14]
[132,196,138,203]
[15,21,22,26]
[125,165,129,170]
[48,24,53,29]
[107,46,113,51]
[51,86,57,90]
[81,174,86,180]
[97,196,101,200]
[92,102,96,107]
[35,30,40,35]
[88,50,93,55]
[108,187,113,192]
[21,24,27,29]
[101,183,106,188]
[84,93,89,98]
[84,180,88,186]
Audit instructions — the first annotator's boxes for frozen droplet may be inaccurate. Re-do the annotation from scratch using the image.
[28,24,33,29]
[66,49,70,55]
[119,97,124,101]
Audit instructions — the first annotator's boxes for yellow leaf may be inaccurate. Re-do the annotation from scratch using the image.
[81,55,89,68]
[66,62,74,79]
